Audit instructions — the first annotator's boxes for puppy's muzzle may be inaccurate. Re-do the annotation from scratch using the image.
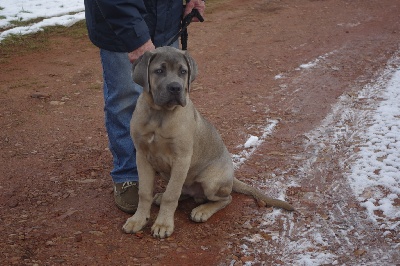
[167,82,182,95]
[162,81,186,107]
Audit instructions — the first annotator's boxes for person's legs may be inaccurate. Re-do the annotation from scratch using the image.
[100,49,141,213]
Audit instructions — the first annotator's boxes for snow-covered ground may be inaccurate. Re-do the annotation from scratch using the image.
[236,52,400,265]
[347,57,400,228]
[238,50,400,231]
[0,0,84,42]
[298,52,400,231]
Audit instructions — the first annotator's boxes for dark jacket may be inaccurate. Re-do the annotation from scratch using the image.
[84,0,183,52]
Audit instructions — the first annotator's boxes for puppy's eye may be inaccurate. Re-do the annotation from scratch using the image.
[155,69,163,74]
[180,69,187,75]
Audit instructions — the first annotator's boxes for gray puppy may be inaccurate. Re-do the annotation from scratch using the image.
[123,47,294,238]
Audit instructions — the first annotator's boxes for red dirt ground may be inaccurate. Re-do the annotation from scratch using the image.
[1,0,399,265]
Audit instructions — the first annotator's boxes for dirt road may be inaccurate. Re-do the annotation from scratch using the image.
[1,0,399,265]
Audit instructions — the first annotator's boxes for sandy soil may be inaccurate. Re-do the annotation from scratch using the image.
[1,0,399,265]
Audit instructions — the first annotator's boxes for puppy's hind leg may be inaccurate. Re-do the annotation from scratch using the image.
[190,159,234,222]
[190,195,232,222]
[190,181,233,223]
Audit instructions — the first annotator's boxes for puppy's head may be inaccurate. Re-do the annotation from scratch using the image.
[132,46,198,109]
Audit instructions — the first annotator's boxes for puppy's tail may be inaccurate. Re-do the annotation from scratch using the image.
[233,178,295,211]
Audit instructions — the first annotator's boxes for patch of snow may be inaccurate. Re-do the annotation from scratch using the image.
[347,62,400,225]
[0,0,84,42]
[244,135,259,148]
[297,51,335,70]
[232,119,278,169]
[0,13,85,41]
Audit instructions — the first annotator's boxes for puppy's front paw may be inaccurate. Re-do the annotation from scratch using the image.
[151,217,174,238]
[191,205,213,223]
[122,214,148,234]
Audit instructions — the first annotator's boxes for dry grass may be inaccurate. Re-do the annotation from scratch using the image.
[0,20,88,63]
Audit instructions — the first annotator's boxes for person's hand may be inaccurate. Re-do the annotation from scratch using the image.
[128,39,155,63]
[184,0,205,22]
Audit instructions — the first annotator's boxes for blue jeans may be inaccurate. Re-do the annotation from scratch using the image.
[100,42,178,183]
[100,49,141,183]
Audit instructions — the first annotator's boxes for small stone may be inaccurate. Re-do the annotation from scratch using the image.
[234,261,243,266]
[89,231,104,236]
[135,252,148,259]
[49,101,65,106]
[74,233,82,242]
[354,249,367,256]
[30,93,50,99]
[260,232,272,240]
[8,198,19,208]
[134,232,144,239]
[58,209,78,220]
[76,178,97,184]
[45,241,55,247]
[10,256,21,263]
[242,221,252,230]
[176,247,184,252]
[241,256,254,263]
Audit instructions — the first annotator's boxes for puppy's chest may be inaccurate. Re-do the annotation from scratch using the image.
[135,117,170,148]
[133,114,189,173]
[141,131,170,150]
[137,130,174,173]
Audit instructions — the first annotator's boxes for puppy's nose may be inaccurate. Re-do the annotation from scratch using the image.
[167,82,182,95]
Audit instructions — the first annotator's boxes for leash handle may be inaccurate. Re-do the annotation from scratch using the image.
[181,9,204,50]
[183,8,204,26]
[164,8,204,49]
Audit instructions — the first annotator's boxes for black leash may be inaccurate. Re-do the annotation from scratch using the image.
[164,8,204,50]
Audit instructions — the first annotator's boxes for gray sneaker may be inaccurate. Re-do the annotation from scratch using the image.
[113,181,139,214]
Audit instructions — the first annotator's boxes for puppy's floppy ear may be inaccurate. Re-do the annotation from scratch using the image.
[183,51,198,91]
[132,50,156,91]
